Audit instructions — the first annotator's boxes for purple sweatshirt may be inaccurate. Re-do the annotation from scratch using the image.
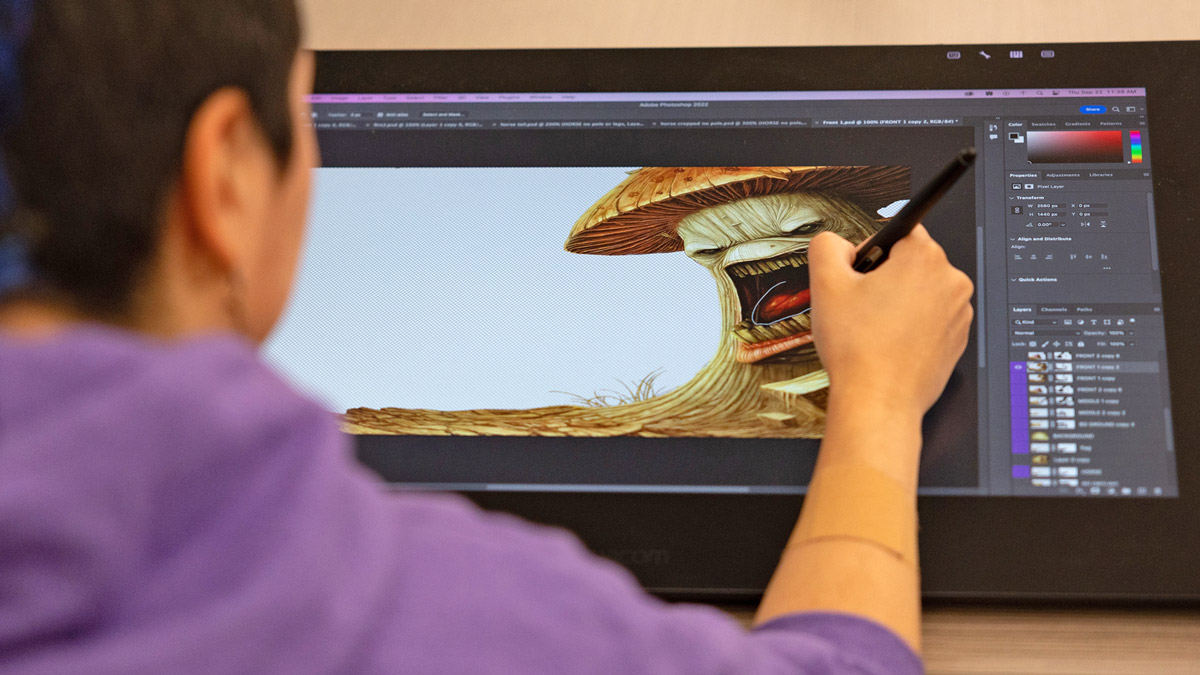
[0,326,922,674]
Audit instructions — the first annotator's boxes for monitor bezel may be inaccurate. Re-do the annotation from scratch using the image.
[314,42,1200,601]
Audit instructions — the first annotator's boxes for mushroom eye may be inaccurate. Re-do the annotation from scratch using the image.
[684,244,725,259]
[784,221,826,236]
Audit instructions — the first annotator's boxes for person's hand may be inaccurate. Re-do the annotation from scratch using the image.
[807,225,974,418]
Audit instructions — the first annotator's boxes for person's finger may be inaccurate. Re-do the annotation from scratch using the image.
[907,223,934,242]
[890,225,934,255]
[953,269,975,303]
[808,231,857,288]
[890,224,950,269]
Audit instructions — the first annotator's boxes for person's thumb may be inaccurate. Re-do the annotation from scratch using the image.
[808,231,857,292]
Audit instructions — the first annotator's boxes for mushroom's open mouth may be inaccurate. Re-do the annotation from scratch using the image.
[727,251,817,364]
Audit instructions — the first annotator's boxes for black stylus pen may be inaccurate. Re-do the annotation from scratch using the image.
[852,147,977,273]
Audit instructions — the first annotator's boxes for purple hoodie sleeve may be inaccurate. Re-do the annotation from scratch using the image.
[0,332,923,675]
[361,490,924,675]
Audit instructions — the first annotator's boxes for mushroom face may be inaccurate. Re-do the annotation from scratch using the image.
[676,192,883,365]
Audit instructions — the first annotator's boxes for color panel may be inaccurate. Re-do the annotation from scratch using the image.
[1131,130,1143,164]
[1027,130,1124,164]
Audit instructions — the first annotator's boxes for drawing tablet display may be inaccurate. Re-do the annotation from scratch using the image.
[266,43,1200,600]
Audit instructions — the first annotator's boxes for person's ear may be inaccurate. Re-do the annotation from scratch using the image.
[177,88,274,273]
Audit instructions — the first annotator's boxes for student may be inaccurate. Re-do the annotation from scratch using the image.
[0,2,973,673]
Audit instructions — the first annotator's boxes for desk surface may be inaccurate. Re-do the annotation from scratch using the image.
[300,1,1200,671]
[720,604,1200,674]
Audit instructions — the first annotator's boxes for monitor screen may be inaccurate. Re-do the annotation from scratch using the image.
[264,85,1178,499]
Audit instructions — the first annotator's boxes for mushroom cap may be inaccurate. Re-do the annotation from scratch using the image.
[565,166,911,255]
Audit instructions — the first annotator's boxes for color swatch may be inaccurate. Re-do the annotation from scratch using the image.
[1027,130,1124,164]
[1131,130,1143,164]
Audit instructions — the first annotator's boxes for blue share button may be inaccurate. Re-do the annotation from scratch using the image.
[1080,105,1107,114]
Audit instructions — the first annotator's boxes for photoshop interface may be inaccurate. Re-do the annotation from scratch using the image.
[302,88,1177,498]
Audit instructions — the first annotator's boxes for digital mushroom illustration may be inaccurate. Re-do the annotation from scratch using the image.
[344,165,911,438]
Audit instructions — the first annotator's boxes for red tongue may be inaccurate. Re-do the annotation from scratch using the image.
[757,288,811,323]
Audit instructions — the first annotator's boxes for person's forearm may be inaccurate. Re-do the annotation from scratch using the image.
[754,392,924,653]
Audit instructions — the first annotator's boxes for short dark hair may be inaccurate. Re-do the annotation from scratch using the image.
[1,0,301,317]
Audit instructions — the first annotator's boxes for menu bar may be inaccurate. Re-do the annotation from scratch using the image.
[308,88,1146,105]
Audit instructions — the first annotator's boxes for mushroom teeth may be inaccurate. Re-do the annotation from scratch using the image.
[727,251,813,346]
